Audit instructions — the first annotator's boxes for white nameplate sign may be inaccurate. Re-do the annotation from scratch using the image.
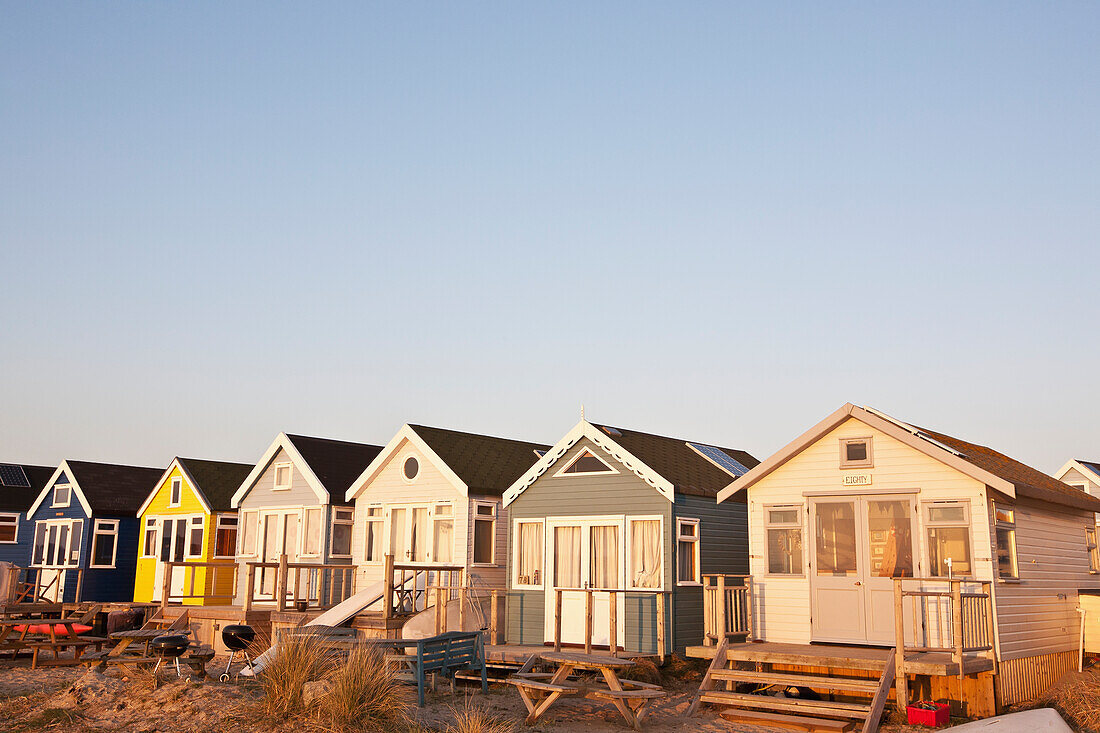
[843,473,872,486]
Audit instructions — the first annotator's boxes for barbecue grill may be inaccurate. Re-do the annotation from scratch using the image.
[219,624,257,682]
[150,634,189,678]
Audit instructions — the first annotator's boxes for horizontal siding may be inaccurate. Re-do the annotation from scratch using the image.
[505,590,545,645]
[743,418,991,644]
[991,496,1100,659]
[239,448,320,509]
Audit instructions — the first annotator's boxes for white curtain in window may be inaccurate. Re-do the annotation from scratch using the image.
[554,526,581,588]
[630,520,661,588]
[590,525,619,589]
[411,508,428,561]
[518,523,543,584]
[433,517,454,563]
[303,508,322,555]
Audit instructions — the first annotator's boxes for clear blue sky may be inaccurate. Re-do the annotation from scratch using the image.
[2,3,1097,474]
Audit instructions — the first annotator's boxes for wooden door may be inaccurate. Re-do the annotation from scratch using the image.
[809,498,866,642]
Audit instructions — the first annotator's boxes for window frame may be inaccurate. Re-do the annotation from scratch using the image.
[839,437,874,469]
[764,504,804,576]
[89,519,119,569]
[52,484,72,508]
[1087,526,1100,575]
[512,518,546,590]
[239,510,259,557]
[300,506,324,557]
[430,502,455,564]
[183,515,205,559]
[329,507,354,559]
[993,503,1019,581]
[471,501,497,567]
[402,456,420,483]
[676,517,701,586]
[924,500,973,578]
[553,449,619,477]
[0,512,19,543]
[213,514,238,559]
[626,515,665,590]
[272,462,292,491]
[142,517,159,558]
[362,505,385,563]
[169,477,183,508]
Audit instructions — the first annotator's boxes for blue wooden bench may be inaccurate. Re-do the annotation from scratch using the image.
[385,631,488,706]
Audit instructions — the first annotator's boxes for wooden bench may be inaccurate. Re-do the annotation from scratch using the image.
[384,631,488,706]
[83,644,214,678]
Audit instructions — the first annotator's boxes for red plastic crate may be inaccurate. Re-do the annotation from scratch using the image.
[907,702,950,727]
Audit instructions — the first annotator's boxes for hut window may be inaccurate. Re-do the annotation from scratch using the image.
[403,456,419,481]
[302,508,323,556]
[0,514,18,543]
[187,516,205,558]
[1087,528,1100,574]
[52,484,72,508]
[473,503,496,565]
[993,505,1018,580]
[559,450,615,475]
[330,508,354,558]
[926,502,972,577]
[273,463,292,490]
[629,518,662,588]
[169,478,182,507]
[765,506,803,575]
[363,506,384,562]
[90,520,118,568]
[432,503,454,564]
[214,515,238,558]
[240,511,258,556]
[514,520,544,588]
[676,518,701,585]
[142,518,158,557]
[840,437,873,468]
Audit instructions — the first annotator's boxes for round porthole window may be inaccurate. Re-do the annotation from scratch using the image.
[403,456,419,481]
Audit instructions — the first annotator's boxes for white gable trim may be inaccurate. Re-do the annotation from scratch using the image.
[230,433,330,508]
[345,424,468,502]
[716,403,1018,504]
[136,458,213,518]
[26,460,93,518]
[503,421,674,507]
[1055,459,1100,485]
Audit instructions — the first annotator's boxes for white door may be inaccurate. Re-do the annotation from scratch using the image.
[388,505,431,563]
[810,495,918,645]
[544,518,626,648]
[255,510,299,599]
[34,519,82,601]
[152,518,192,601]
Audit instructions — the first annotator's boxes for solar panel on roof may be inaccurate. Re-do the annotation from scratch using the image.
[0,465,30,487]
[687,443,751,477]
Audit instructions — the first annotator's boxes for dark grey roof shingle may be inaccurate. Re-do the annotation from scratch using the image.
[285,434,384,505]
[409,425,550,496]
[177,458,254,512]
[66,461,164,515]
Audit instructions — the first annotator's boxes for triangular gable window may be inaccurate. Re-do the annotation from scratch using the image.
[561,450,615,475]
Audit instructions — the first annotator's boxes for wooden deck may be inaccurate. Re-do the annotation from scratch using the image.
[685,641,993,677]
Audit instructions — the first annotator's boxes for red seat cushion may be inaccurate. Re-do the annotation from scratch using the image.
[13,623,93,635]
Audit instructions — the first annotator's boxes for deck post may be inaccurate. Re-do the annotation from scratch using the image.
[584,589,593,655]
[951,580,964,682]
[74,569,84,604]
[744,577,754,641]
[656,591,667,660]
[554,589,563,652]
[277,553,289,612]
[160,565,171,610]
[608,591,617,656]
[716,575,727,644]
[458,586,467,632]
[382,554,394,620]
[981,581,997,671]
[490,590,500,645]
[893,578,909,711]
[245,564,255,611]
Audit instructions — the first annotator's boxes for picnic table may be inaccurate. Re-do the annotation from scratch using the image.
[82,627,213,678]
[0,612,106,668]
[507,651,665,729]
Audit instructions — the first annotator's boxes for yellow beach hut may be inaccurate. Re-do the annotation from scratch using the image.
[134,457,252,605]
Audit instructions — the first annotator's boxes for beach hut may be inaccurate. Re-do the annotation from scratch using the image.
[0,463,55,569]
[26,460,163,602]
[230,433,382,608]
[133,457,253,605]
[501,419,758,656]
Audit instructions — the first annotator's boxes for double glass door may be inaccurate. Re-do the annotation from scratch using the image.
[389,506,430,563]
[33,519,83,602]
[152,518,191,601]
[809,495,917,644]
[544,517,626,648]
[256,510,299,598]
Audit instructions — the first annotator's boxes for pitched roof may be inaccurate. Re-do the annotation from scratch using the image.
[1076,461,1100,481]
[177,458,254,512]
[67,460,164,515]
[408,425,550,496]
[285,434,383,505]
[591,424,759,497]
[916,431,1100,512]
[0,464,55,513]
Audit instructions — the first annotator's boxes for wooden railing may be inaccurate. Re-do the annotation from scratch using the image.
[381,554,465,621]
[893,577,996,710]
[159,561,238,609]
[244,555,356,612]
[550,587,670,658]
[702,574,752,645]
[14,567,85,604]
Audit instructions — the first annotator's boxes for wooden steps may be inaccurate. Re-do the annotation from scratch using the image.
[690,638,895,733]
[720,709,855,732]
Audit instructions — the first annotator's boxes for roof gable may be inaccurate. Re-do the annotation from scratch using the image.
[138,457,254,517]
[503,420,758,507]
[717,404,1100,513]
[28,459,161,517]
[0,463,55,513]
[1057,459,1100,486]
